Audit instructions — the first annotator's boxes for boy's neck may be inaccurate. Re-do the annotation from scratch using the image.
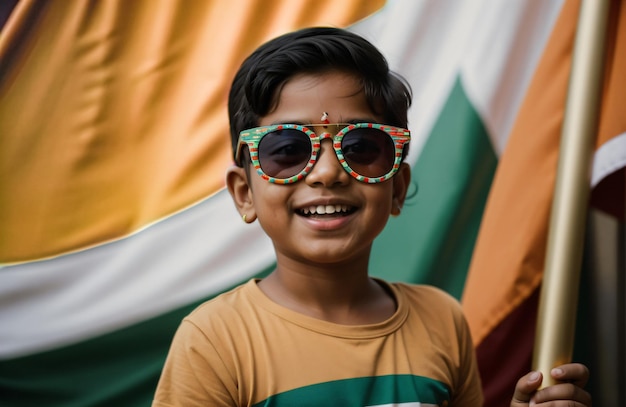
[257,258,397,325]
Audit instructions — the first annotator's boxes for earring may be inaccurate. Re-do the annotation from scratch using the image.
[242,214,248,223]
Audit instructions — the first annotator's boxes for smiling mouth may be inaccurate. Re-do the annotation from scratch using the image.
[297,204,356,217]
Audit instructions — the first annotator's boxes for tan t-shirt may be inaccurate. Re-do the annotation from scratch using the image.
[153,279,483,406]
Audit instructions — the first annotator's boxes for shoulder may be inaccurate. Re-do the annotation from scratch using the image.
[386,281,468,331]
[181,279,259,334]
[189,279,253,312]
[392,282,462,311]
[154,283,260,406]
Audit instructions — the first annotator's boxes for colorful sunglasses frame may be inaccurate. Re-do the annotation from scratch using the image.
[235,123,411,184]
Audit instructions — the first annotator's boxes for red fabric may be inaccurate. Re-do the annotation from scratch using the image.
[477,288,539,407]
[591,169,625,220]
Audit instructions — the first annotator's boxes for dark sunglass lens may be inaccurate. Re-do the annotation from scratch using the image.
[258,129,312,179]
[341,128,395,177]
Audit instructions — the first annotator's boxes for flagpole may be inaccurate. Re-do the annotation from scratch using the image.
[532,0,610,387]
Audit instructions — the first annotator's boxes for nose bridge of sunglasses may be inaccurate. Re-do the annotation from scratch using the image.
[318,131,334,140]
[310,136,344,171]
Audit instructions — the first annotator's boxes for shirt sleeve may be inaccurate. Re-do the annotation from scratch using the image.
[152,319,238,407]
[450,307,484,406]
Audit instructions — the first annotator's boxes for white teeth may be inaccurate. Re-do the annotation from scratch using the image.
[302,204,349,215]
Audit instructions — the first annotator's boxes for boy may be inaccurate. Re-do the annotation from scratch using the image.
[153,27,591,406]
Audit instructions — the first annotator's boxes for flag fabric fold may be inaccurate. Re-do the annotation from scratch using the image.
[462,0,625,405]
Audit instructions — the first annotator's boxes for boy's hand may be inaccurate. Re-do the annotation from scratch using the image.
[510,363,591,406]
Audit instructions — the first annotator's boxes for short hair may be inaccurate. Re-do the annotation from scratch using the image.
[227,26,412,164]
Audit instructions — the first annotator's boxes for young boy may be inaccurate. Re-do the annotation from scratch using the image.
[153,27,591,406]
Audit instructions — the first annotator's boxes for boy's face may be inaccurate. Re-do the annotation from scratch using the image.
[226,71,410,268]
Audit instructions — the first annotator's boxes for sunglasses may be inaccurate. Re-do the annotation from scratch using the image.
[235,123,410,184]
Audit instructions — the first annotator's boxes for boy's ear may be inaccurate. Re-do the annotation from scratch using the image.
[226,165,257,223]
[391,163,411,216]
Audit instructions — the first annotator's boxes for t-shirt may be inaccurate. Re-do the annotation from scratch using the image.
[153,279,483,406]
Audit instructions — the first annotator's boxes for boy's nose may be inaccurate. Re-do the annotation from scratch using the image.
[304,139,350,187]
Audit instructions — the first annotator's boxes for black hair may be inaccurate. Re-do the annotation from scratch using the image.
[228,27,412,164]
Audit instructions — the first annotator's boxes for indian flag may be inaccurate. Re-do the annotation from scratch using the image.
[1,1,623,406]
